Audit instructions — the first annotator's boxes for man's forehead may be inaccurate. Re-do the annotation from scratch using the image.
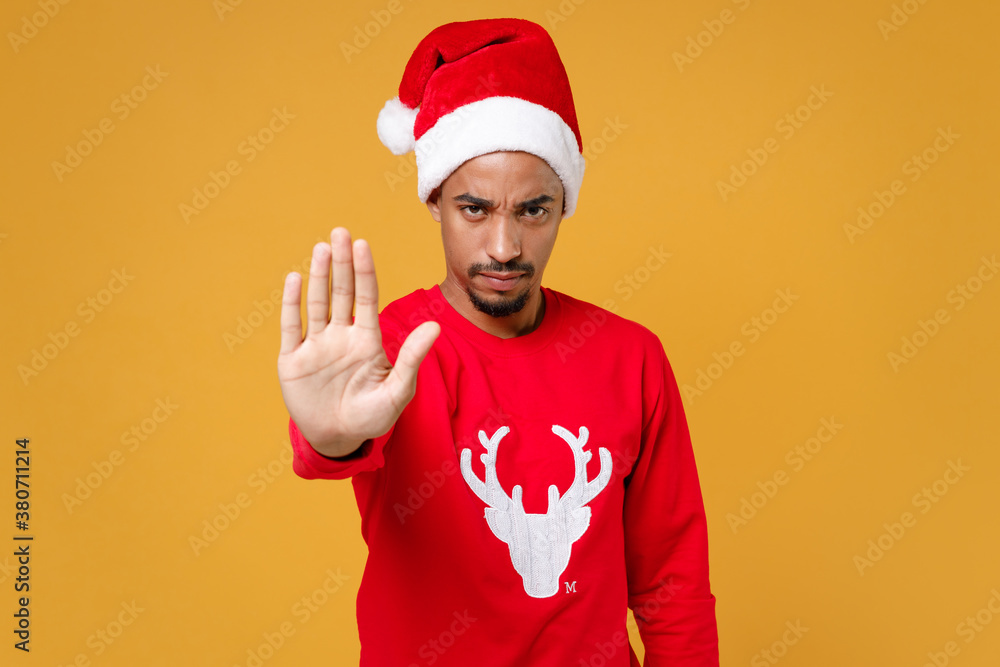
[446,152,561,189]
[456,150,558,175]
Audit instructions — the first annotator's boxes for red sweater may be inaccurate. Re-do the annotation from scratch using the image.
[289,285,718,666]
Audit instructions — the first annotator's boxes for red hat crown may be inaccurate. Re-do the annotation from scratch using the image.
[377,18,586,217]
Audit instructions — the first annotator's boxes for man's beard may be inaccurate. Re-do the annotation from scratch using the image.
[466,260,535,318]
[467,284,532,318]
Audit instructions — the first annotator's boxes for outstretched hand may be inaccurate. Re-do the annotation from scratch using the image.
[277,227,440,457]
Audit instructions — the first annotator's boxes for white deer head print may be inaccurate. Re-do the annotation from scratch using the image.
[460,425,612,598]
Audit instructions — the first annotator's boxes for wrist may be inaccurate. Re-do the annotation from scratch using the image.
[310,435,366,459]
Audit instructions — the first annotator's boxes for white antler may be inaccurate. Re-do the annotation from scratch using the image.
[460,426,514,511]
[551,425,612,510]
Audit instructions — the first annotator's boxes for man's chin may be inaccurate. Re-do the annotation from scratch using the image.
[467,284,531,318]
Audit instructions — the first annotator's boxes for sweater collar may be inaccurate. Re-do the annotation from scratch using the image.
[425,283,563,356]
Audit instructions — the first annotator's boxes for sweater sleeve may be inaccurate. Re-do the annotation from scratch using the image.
[287,318,405,480]
[624,335,719,666]
[289,418,396,480]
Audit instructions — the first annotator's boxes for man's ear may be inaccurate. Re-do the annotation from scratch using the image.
[426,187,443,223]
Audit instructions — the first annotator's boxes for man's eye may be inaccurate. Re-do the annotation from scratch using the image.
[463,205,483,215]
[524,206,546,218]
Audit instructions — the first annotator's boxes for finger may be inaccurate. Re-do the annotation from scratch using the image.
[386,321,441,403]
[330,227,355,326]
[353,239,380,331]
[279,272,304,355]
[306,242,332,335]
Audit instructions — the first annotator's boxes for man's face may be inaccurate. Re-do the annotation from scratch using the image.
[426,151,564,319]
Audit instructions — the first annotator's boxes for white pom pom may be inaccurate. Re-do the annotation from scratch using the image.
[376,97,418,155]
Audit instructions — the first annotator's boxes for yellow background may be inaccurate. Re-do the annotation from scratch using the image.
[2,0,998,664]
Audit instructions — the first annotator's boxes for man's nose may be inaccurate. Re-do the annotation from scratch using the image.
[486,215,520,265]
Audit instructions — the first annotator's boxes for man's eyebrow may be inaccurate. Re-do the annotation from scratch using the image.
[517,194,555,209]
[451,193,556,209]
[453,193,494,208]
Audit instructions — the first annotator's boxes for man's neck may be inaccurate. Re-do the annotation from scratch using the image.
[438,280,546,340]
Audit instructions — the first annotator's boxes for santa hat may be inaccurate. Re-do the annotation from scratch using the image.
[376,18,586,218]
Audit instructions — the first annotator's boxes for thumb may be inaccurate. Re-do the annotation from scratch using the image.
[386,321,441,401]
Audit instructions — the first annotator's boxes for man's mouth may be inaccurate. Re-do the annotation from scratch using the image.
[479,272,523,291]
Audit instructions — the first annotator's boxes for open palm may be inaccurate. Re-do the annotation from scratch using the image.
[277,227,440,457]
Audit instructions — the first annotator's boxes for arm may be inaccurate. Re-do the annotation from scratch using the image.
[624,336,719,666]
